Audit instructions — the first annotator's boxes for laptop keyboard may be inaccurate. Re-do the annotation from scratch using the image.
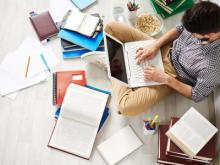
[129,44,149,83]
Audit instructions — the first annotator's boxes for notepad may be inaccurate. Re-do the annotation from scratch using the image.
[64,12,100,37]
[96,125,143,165]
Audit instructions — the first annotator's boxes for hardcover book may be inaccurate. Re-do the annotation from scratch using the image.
[48,83,110,159]
[166,117,215,163]
[166,107,218,159]
[29,11,59,42]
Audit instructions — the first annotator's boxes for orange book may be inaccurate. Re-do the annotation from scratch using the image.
[53,71,86,105]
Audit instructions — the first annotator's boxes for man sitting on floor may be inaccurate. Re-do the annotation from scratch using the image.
[82,1,220,117]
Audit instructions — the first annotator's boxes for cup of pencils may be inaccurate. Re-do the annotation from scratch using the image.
[127,0,139,20]
[143,115,160,135]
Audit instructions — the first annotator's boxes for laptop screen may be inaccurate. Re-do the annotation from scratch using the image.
[106,35,128,84]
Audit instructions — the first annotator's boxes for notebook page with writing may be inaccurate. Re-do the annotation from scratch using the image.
[97,125,143,165]
[64,12,85,31]
[60,83,109,127]
[77,14,99,37]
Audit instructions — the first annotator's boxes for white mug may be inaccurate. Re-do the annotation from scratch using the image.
[127,9,137,20]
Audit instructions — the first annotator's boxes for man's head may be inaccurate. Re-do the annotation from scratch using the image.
[182,1,220,42]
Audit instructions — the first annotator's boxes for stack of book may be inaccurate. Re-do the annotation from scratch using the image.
[56,11,104,58]
[158,107,218,165]
[150,0,195,19]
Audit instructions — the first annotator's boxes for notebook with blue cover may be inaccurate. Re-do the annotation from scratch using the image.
[70,0,96,10]
[58,28,103,51]
[62,47,104,58]
[62,40,104,52]
[61,40,104,58]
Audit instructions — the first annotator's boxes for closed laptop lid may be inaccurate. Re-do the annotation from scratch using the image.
[104,33,129,86]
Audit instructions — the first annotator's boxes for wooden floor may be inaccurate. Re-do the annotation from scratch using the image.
[0,0,218,165]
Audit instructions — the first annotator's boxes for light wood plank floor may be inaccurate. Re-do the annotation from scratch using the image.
[0,0,218,165]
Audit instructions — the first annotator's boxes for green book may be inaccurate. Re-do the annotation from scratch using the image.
[153,0,186,12]
[149,0,171,14]
[160,0,195,19]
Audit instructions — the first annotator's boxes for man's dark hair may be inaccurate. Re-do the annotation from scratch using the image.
[182,1,220,35]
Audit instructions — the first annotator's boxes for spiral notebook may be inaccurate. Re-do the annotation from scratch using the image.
[53,71,86,105]
[63,12,100,37]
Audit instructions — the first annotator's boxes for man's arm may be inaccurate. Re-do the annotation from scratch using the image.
[135,27,180,64]
[166,75,192,100]
[154,27,180,49]
[144,63,192,100]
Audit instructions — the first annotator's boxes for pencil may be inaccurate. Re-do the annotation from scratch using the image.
[25,56,30,77]
[153,121,161,127]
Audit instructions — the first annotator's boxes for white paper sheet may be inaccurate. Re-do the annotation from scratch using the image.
[0,67,47,96]
[97,125,143,165]
[3,36,59,85]
[0,52,48,96]
[5,92,19,100]
[0,53,19,99]
[49,0,79,22]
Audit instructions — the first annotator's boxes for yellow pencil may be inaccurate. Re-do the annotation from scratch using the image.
[25,56,30,77]
[153,121,161,126]
[148,118,151,125]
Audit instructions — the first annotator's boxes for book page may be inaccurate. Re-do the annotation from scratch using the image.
[64,12,86,32]
[49,116,97,158]
[60,83,109,127]
[169,107,218,154]
[78,14,100,37]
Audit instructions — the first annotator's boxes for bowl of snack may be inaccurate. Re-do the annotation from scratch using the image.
[135,11,163,37]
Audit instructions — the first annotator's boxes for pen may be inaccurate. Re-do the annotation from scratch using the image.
[151,115,158,126]
[25,56,30,77]
[40,54,50,71]
[146,121,149,126]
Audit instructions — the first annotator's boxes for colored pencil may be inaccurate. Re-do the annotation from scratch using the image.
[25,56,30,77]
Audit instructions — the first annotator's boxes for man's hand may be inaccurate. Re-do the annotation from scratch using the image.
[143,63,169,83]
[135,43,160,65]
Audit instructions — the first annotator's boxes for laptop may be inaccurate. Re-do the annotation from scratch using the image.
[103,32,164,88]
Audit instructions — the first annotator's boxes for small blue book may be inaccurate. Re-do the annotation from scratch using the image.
[54,85,111,133]
[62,40,104,52]
[58,28,103,51]
[70,0,97,10]
[61,40,105,58]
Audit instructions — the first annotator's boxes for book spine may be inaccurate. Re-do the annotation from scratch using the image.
[149,0,159,14]
[175,0,186,11]
[53,72,57,105]
[152,0,172,14]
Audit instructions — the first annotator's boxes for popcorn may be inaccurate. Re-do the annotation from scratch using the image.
[136,13,161,34]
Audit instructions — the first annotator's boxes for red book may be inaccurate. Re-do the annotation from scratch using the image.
[161,0,178,6]
[158,125,205,165]
[29,11,59,41]
[53,71,86,105]
[166,117,215,162]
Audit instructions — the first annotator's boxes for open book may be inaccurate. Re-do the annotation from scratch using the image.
[48,83,110,159]
[64,12,100,37]
[166,107,218,159]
